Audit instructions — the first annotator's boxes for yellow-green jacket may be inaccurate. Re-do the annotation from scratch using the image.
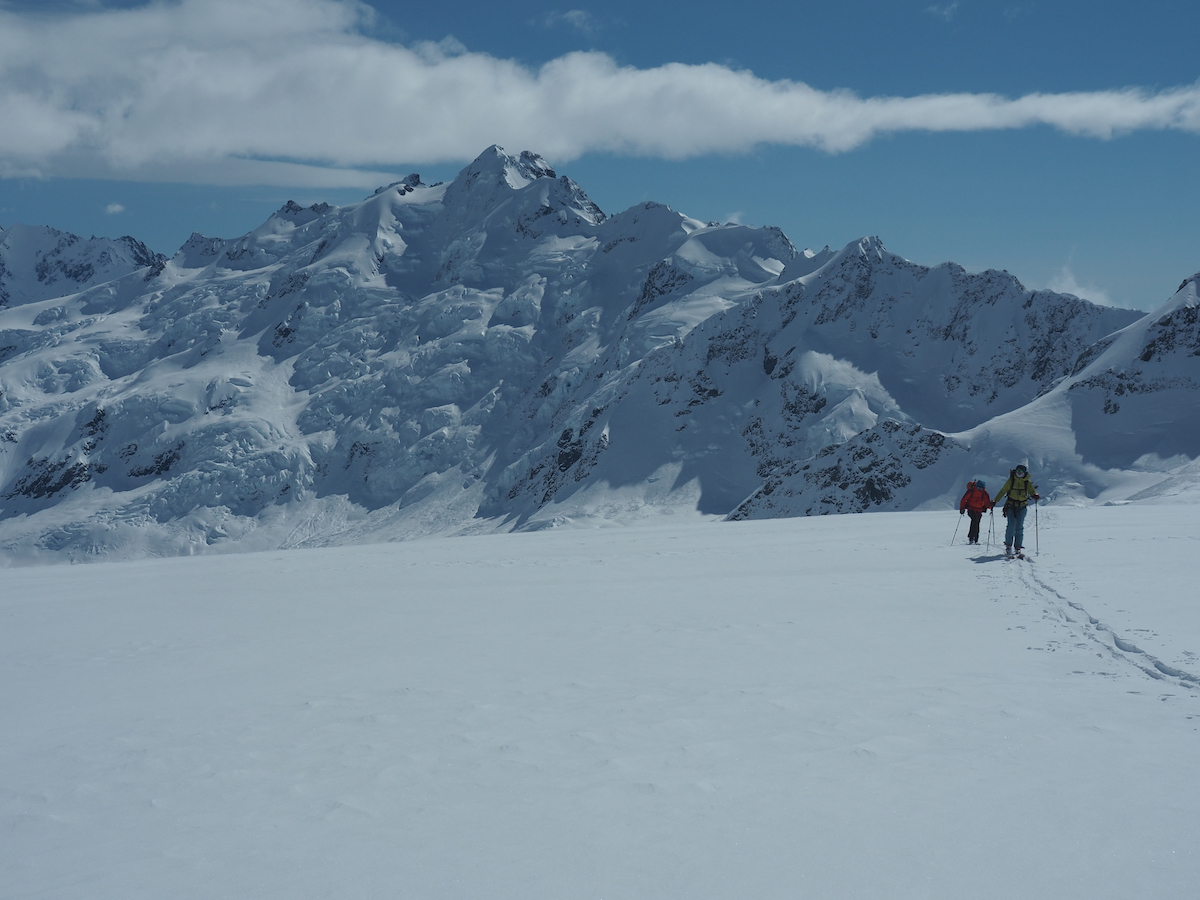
[993,471,1039,509]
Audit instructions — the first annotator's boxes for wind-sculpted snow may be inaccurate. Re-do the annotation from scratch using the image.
[0,146,1195,561]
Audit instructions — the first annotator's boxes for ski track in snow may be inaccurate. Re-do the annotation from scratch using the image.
[968,519,1200,695]
[1019,559,1200,691]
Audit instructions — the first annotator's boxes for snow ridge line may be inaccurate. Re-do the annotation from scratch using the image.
[1018,560,1200,690]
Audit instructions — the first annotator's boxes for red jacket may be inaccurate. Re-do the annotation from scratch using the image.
[959,483,991,513]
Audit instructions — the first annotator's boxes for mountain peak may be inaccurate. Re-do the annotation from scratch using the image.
[0,225,165,306]
[274,200,334,227]
[854,236,887,258]
[278,200,332,217]
[170,231,229,268]
[440,146,603,226]
[374,173,426,195]
[454,145,558,193]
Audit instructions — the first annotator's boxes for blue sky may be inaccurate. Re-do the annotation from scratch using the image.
[1,0,1197,309]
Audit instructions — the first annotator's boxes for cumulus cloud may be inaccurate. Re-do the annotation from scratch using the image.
[2,0,1200,187]
[105,202,125,214]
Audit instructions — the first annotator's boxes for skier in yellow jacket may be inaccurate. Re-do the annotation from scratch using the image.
[992,464,1040,558]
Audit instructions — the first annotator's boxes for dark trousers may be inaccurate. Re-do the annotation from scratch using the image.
[966,510,983,543]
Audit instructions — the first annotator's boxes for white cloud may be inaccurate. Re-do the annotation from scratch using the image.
[1047,265,1113,306]
[1,0,1199,187]
[539,10,601,34]
[105,202,125,214]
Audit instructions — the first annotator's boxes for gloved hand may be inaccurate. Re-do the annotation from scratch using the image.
[960,509,965,515]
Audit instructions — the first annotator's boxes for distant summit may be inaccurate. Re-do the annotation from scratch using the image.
[458,145,559,187]
[0,225,164,308]
[442,144,606,229]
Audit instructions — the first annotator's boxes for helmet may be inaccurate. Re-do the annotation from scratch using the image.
[1015,464,1028,475]
[975,480,986,489]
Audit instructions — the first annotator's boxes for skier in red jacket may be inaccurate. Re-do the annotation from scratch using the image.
[959,479,991,545]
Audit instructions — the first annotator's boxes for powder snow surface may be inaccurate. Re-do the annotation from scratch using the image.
[3,506,1198,898]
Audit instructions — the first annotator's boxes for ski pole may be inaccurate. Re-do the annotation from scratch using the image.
[987,510,994,551]
[952,511,962,546]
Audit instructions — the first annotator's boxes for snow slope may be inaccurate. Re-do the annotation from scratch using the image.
[1061,273,1200,469]
[3,507,1197,898]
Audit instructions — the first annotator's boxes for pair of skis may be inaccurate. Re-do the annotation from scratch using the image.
[952,508,1037,559]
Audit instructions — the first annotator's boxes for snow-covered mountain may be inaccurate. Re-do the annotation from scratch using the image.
[730,273,1200,519]
[0,225,164,309]
[0,146,1193,561]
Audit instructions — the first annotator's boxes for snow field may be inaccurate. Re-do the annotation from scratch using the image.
[2,506,1198,898]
